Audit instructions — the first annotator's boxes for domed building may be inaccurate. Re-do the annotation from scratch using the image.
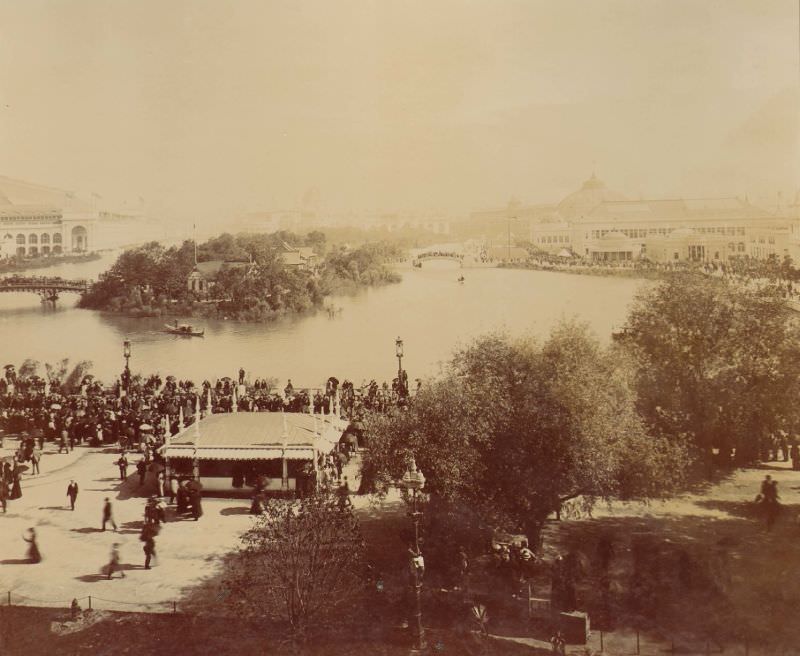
[483,173,788,263]
[532,174,627,254]
[556,173,627,221]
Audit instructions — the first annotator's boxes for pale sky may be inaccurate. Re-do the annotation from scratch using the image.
[0,0,797,223]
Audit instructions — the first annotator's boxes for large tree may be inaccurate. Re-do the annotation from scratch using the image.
[222,494,369,641]
[623,273,800,467]
[361,322,687,543]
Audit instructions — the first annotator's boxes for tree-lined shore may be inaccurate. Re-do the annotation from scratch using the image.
[78,232,403,321]
[362,271,800,542]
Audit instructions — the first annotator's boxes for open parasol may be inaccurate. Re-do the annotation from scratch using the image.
[50,403,62,410]
[139,423,154,432]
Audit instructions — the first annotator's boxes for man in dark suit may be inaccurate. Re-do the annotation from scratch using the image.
[116,454,128,481]
[143,534,156,570]
[136,459,147,486]
[66,480,79,510]
[102,498,117,531]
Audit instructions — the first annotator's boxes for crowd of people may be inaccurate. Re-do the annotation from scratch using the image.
[0,363,412,513]
[0,360,417,573]
[519,252,800,296]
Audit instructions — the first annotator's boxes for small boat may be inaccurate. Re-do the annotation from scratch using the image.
[164,323,205,337]
[457,276,465,283]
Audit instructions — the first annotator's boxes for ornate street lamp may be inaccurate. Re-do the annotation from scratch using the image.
[395,336,405,396]
[122,340,131,392]
[399,456,426,653]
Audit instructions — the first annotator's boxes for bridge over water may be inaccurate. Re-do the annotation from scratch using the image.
[411,250,497,269]
[0,276,90,303]
[412,251,466,267]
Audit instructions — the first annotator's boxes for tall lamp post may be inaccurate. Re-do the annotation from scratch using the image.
[122,340,131,393]
[395,336,405,396]
[400,457,426,653]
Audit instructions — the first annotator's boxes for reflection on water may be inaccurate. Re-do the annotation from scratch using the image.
[0,259,644,385]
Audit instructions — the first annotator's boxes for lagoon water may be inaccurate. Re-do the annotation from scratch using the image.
[0,255,644,386]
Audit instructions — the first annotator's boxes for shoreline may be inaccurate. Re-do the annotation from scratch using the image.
[83,276,401,323]
[499,261,689,281]
[0,252,102,275]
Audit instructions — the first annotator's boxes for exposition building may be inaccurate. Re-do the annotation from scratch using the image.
[0,175,162,259]
[476,174,796,264]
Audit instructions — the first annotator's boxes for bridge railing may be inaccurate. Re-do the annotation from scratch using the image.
[414,252,464,260]
[0,278,89,291]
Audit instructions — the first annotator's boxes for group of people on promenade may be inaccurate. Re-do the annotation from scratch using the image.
[522,252,800,294]
[0,362,411,516]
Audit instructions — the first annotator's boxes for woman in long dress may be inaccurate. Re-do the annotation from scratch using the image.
[23,528,41,563]
[10,470,22,500]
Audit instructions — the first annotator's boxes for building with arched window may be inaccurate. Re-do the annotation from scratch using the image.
[0,175,162,259]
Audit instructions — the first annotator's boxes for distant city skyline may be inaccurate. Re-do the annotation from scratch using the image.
[0,1,797,224]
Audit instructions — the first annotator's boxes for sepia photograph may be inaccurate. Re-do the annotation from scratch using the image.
[0,1,798,654]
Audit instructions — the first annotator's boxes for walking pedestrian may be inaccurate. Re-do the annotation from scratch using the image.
[760,475,780,530]
[106,543,124,579]
[23,528,41,564]
[10,467,22,500]
[58,430,68,454]
[168,475,178,504]
[117,454,128,481]
[143,534,156,570]
[66,480,79,510]
[136,458,147,486]
[176,482,188,514]
[30,447,40,475]
[102,498,117,531]
[189,488,203,521]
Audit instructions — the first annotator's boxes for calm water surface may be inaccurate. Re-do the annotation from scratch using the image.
[0,256,644,386]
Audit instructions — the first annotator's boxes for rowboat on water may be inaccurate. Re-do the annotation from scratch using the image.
[164,323,205,337]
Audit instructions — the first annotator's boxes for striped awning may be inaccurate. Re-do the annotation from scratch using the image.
[164,446,316,461]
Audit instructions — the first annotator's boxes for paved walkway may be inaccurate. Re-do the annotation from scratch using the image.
[0,439,252,612]
[0,437,366,613]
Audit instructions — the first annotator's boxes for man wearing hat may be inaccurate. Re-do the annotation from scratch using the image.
[116,454,128,481]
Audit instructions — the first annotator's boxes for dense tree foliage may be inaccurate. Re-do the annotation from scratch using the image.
[79,232,402,320]
[320,243,402,291]
[623,273,800,467]
[222,494,369,640]
[361,323,688,543]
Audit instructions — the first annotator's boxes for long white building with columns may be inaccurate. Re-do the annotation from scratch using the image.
[0,175,161,259]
